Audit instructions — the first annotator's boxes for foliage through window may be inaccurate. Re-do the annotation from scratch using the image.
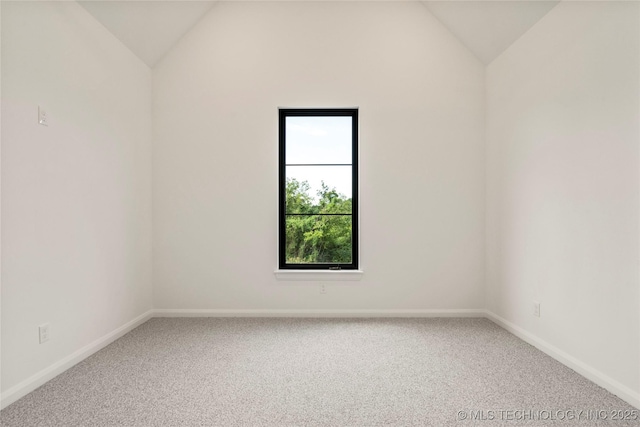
[279,108,358,270]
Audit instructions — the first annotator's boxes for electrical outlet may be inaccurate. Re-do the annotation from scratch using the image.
[38,106,48,126]
[533,301,541,318]
[320,284,326,294]
[39,323,50,344]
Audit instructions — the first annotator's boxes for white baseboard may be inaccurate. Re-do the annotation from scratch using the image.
[484,310,640,410]
[153,308,487,318]
[0,310,154,410]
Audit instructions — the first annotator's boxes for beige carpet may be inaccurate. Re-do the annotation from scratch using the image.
[1,318,637,426]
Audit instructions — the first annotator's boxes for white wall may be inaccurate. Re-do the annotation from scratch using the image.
[152,1,485,310]
[0,0,4,402]
[486,0,640,397]
[1,1,152,395]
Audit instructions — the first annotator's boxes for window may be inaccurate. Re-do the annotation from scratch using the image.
[279,108,358,270]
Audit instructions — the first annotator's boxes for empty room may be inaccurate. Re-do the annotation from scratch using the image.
[1,0,639,425]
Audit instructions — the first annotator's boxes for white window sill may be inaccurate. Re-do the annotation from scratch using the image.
[274,270,364,281]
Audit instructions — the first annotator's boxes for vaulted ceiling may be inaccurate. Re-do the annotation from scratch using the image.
[78,0,560,68]
[78,0,217,67]
[423,1,559,64]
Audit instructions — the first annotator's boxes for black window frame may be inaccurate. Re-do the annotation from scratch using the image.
[279,108,359,270]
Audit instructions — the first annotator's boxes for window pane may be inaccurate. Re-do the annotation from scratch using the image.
[286,116,352,164]
[279,108,358,270]
[285,215,352,264]
[285,166,352,214]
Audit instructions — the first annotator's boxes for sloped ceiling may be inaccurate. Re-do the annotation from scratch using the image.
[78,0,560,68]
[78,1,217,67]
[423,1,560,64]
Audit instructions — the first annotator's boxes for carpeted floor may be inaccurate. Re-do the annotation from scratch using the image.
[1,317,637,426]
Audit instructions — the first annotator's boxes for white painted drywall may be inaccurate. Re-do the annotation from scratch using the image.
[152,1,485,310]
[486,0,640,395]
[77,0,217,67]
[0,0,4,402]
[423,0,560,64]
[1,1,152,393]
